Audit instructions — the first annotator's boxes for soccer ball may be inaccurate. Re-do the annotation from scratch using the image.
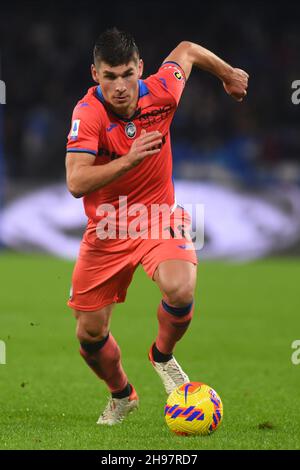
[164,382,223,436]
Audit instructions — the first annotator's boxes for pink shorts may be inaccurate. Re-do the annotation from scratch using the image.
[68,207,198,312]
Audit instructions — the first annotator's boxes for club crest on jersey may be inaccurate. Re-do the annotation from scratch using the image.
[125,122,136,139]
[174,70,182,80]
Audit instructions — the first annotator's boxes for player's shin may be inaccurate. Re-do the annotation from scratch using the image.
[79,333,128,393]
[155,300,194,356]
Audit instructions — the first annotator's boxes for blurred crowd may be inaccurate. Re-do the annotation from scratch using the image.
[2,1,300,185]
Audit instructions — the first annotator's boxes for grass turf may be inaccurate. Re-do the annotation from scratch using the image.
[0,252,299,450]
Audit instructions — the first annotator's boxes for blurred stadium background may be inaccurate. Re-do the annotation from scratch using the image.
[1,0,300,450]
[1,0,300,259]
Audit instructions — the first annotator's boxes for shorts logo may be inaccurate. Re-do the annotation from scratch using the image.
[70,119,80,138]
[174,70,182,80]
[125,122,136,139]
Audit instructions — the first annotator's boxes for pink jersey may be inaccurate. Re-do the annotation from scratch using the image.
[66,61,186,235]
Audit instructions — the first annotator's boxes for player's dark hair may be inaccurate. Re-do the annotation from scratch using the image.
[93,27,139,67]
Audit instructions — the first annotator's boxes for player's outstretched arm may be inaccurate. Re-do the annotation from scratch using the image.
[163,41,249,102]
[66,130,162,198]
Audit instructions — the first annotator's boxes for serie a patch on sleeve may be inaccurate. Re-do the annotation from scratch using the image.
[70,119,81,139]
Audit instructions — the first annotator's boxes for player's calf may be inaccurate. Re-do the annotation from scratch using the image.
[156,299,194,355]
[79,332,128,393]
[75,307,128,393]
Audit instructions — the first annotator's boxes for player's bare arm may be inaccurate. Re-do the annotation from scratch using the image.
[66,129,162,198]
[163,41,249,102]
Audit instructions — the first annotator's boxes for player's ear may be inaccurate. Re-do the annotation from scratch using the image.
[138,59,144,79]
[91,64,100,83]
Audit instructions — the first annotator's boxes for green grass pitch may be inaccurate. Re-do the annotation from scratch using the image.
[0,251,300,450]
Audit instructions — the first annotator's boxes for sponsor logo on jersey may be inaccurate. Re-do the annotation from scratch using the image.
[70,119,80,138]
[98,147,122,161]
[125,122,136,139]
[98,132,167,162]
[138,104,174,128]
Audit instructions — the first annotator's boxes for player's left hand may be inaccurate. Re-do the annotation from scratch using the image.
[223,68,249,102]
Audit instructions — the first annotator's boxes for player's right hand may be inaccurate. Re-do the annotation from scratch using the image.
[223,68,249,102]
[126,129,163,167]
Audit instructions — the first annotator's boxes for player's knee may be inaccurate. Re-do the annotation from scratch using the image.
[163,281,194,307]
[74,306,113,344]
[76,323,109,344]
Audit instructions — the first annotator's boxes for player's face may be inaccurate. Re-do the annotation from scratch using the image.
[92,58,143,114]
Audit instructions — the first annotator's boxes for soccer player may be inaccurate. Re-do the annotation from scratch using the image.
[66,28,248,425]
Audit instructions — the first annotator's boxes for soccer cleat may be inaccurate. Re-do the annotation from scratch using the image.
[148,344,190,395]
[96,385,139,425]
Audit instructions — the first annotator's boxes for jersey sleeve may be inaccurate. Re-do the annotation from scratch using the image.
[149,61,186,106]
[66,103,101,156]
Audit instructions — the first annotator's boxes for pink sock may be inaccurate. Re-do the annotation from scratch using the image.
[80,333,128,393]
[155,300,194,355]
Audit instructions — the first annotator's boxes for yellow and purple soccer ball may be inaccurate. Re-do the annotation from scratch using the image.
[164,382,223,436]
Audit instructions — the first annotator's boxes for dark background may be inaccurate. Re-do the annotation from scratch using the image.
[1,0,300,187]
